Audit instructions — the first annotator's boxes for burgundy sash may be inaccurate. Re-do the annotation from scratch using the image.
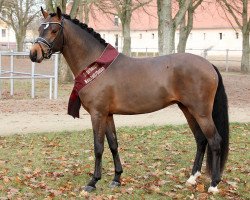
[68,44,119,118]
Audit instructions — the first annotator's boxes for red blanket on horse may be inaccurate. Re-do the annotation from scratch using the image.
[68,44,119,118]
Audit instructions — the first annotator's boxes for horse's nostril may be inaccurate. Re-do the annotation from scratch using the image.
[30,51,37,62]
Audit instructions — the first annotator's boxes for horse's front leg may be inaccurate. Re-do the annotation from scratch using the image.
[105,115,123,187]
[84,112,107,192]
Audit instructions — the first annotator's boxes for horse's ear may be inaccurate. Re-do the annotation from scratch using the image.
[56,7,62,20]
[41,7,49,19]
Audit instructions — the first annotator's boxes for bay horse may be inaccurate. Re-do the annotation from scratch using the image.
[29,7,229,194]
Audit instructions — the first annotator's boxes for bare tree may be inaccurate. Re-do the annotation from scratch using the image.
[0,0,42,52]
[77,0,96,24]
[45,0,81,15]
[96,0,152,56]
[177,0,203,53]
[157,0,191,55]
[218,0,250,73]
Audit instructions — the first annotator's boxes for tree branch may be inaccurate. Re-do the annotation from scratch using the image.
[219,0,242,28]
[131,0,152,12]
[193,0,203,10]
[173,0,191,26]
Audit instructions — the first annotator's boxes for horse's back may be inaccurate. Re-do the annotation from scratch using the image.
[81,53,218,115]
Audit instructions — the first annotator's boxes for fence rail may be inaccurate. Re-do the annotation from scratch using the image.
[0,52,59,99]
[128,48,245,72]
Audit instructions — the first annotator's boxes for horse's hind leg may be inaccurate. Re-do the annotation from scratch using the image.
[105,115,123,187]
[194,114,222,193]
[178,104,207,185]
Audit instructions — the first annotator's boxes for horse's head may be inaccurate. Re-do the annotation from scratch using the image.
[30,7,64,63]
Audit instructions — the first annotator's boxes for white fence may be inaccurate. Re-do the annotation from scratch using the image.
[0,52,59,99]
[129,48,244,72]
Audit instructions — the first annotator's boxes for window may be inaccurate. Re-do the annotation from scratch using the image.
[114,16,119,26]
[115,34,118,49]
[203,33,206,40]
[139,33,142,39]
[236,32,239,39]
[152,33,154,39]
[219,33,222,40]
[2,29,6,38]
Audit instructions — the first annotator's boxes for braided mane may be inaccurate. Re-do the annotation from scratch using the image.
[49,13,108,47]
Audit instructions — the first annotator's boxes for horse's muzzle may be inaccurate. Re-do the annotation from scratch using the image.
[29,44,44,63]
[29,50,37,62]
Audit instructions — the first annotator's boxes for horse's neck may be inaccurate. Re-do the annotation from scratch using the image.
[62,20,105,77]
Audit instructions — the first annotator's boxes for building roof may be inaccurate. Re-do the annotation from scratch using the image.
[79,0,244,32]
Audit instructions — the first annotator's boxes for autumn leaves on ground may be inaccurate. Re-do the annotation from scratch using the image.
[0,123,249,199]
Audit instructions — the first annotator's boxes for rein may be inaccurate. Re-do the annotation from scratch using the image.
[34,19,64,59]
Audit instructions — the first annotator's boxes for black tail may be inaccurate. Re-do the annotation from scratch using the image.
[207,65,229,174]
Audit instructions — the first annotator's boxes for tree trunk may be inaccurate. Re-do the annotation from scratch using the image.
[83,0,90,24]
[59,56,74,82]
[70,0,80,18]
[165,22,175,54]
[61,0,66,12]
[121,0,132,56]
[122,18,131,56]
[16,31,25,52]
[241,29,250,73]
[157,0,191,55]
[157,0,175,55]
[157,0,168,55]
[177,20,188,53]
[177,8,193,53]
[46,0,54,12]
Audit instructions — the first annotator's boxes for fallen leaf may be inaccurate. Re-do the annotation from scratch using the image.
[3,176,10,183]
[197,193,208,200]
[226,181,238,188]
[188,194,195,199]
[196,183,205,192]
[126,187,133,194]
[80,190,89,197]
[149,185,160,192]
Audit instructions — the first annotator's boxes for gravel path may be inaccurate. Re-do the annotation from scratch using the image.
[0,104,249,136]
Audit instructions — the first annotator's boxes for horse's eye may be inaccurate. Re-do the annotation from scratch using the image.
[52,30,57,34]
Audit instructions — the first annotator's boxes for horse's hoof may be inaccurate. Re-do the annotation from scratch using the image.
[186,178,196,186]
[208,186,219,194]
[186,175,197,185]
[109,181,121,188]
[83,185,96,192]
[186,171,201,186]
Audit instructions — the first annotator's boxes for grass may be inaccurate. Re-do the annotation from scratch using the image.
[0,123,249,199]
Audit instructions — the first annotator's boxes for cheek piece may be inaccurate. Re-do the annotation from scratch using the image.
[34,19,64,59]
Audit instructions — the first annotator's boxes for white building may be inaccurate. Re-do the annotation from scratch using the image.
[0,19,16,51]
[86,1,244,55]
[1,1,247,54]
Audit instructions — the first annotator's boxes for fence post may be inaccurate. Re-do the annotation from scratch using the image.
[10,53,14,96]
[31,62,35,98]
[203,50,207,59]
[49,78,52,99]
[225,49,229,72]
[53,53,59,99]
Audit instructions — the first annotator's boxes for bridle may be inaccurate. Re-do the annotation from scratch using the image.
[34,18,64,59]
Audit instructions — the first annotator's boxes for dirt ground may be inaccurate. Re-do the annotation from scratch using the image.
[0,72,249,135]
